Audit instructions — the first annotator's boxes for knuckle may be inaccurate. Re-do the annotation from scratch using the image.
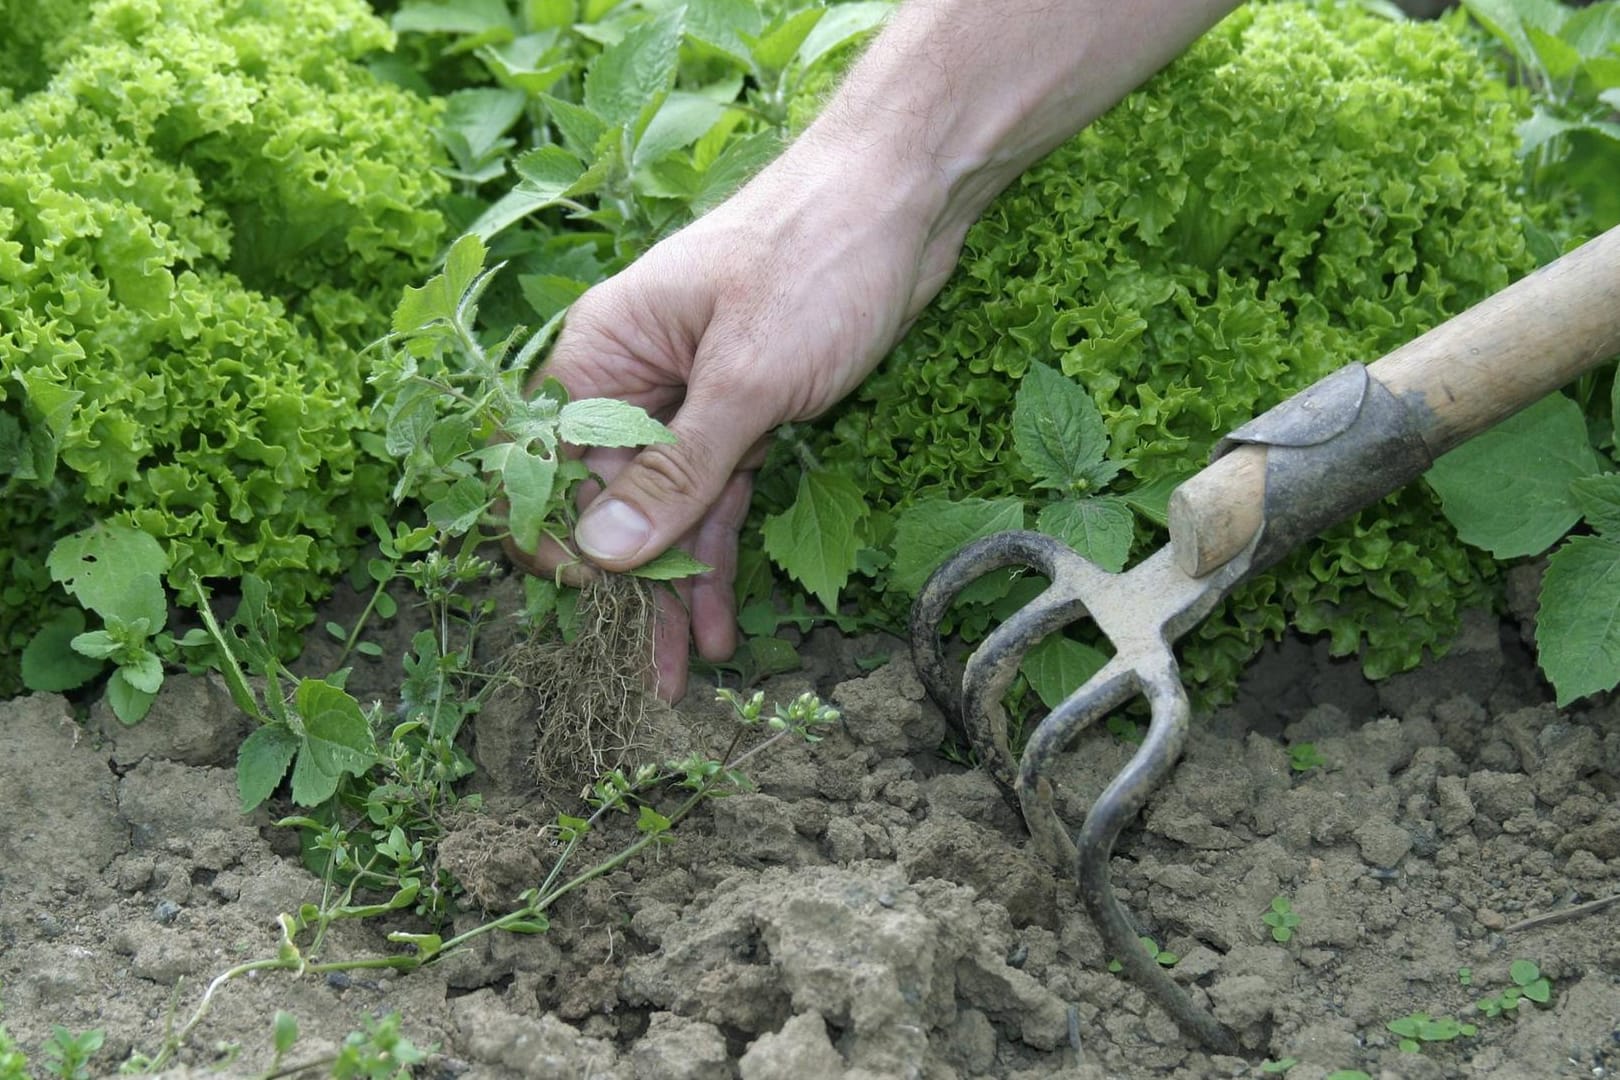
[631,440,712,503]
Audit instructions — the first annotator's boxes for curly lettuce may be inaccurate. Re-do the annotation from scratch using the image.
[791,2,1536,687]
[0,0,451,691]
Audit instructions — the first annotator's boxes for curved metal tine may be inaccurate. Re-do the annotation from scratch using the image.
[910,530,1088,738]
[1074,652,1239,1054]
[1013,655,1143,869]
[957,563,1095,794]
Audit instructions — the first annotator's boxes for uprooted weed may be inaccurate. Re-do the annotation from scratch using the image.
[510,573,658,792]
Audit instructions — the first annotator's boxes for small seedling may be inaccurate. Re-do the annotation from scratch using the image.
[1288,742,1326,772]
[1260,1058,1299,1074]
[40,1027,104,1080]
[1386,1012,1476,1054]
[1477,959,1553,1017]
[1108,935,1178,972]
[1324,1072,1372,1080]
[1263,896,1301,942]
[1457,966,1472,987]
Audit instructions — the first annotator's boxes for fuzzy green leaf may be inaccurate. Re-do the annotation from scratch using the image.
[393,233,488,335]
[107,669,157,726]
[1036,496,1134,572]
[630,549,713,581]
[558,398,676,447]
[798,2,891,72]
[762,470,869,610]
[1021,635,1109,709]
[743,7,824,75]
[238,725,301,812]
[890,497,1025,597]
[1426,393,1599,558]
[1538,534,1620,705]
[1013,361,1120,494]
[500,445,558,554]
[584,10,683,128]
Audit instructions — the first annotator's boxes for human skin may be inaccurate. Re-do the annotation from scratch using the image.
[510,0,1244,701]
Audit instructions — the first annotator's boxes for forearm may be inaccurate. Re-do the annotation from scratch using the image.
[796,0,1243,235]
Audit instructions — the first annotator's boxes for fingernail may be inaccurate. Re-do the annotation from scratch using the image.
[576,499,652,563]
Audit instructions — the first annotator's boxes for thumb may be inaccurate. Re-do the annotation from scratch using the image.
[573,386,768,571]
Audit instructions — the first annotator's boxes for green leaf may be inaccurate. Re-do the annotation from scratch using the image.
[1120,472,1187,528]
[684,0,763,66]
[637,804,672,835]
[691,130,780,214]
[558,398,676,447]
[797,2,892,72]
[890,497,1025,596]
[584,10,683,128]
[500,445,559,554]
[1571,473,1620,534]
[1036,496,1134,572]
[393,233,488,335]
[21,609,105,692]
[1522,978,1551,1003]
[630,549,713,581]
[393,0,514,35]
[1426,393,1599,558]
[1509,959,1542,986]
[743,7,824,75]
[107,669,157,726]
[119,647,165,694]
[1538,534,1620,705]
[762,470,869,610]
[272,1011,299,1057]
[1012,361,1121,494]
[293,679,377,779]
[426,475,493,534]
[48,523,168,628]
[542,94,612,159]
[238,725,301,812]
[1021,634,1109,709]
[634,92,730,167]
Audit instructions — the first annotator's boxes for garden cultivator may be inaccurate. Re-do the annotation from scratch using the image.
[911,224,1620,1052]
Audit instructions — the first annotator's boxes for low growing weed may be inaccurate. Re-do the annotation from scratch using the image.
[1477,959,1554,1018]
[1263,896,1302,942]
[1108,935,1179,973]
[1386,1011,1477,1054]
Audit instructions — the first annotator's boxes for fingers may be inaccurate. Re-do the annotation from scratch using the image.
[573,380,769,573]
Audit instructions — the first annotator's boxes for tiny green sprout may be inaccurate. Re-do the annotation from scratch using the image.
[1288,742,1326,772]
[1325,1072,1373,1080]
[1477,959,1553,1017]
[1386,1012,1476,1054]
[41,1027,104,1080]
[1262,896,1301,942]
[1260,1060,1298,1075]
[1457,966,1472,987]
[1108,935,1178,972]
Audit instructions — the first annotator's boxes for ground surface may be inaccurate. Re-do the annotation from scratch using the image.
[2,566,1618,1080]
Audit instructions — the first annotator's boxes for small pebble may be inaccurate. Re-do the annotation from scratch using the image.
[1475,907,1507,931]
[327,971,352,990]
[153,899,182,925]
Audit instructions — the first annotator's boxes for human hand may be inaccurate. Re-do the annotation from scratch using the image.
[506,135,971,701]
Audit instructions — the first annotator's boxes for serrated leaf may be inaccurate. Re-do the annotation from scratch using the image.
[684,0,762,65]
[691,130,780,214]
[584,10,683,128]
[1571,473,1620,533]
[558,398,676,447]
[293,679,377,779]
[1427,393,1599,558]
[630,549,713,580]
[761,470,868,610]
[1021,635,1109,709]
[48,523,169,628]
[289,749,342,808]
[542,94,612,159]
[441,87,526,167]
[426,475,493,534]
[394,233,488,334]
[1538,534,1620,705]
[634,92,729,167]
[890,497,1025,596]
[1013,361,1120,494]
[21,609,105,692]
[1036,496,1135,572]
[238,725,301,812]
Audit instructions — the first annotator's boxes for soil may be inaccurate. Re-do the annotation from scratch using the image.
[3,564,1618,1080]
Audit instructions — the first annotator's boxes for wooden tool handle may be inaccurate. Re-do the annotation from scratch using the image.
[1169,224,1620,578]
